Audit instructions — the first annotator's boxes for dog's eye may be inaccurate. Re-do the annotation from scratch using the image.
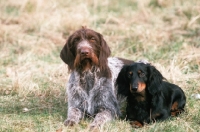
[90,37,96,42]
[73,37,80,43]
[139,72,145,77]
[128,72,133,78]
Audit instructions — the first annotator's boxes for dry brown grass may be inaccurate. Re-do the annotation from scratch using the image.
[0,0,200,131]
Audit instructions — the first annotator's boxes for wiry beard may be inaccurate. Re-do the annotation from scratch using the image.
[74,53,99,72]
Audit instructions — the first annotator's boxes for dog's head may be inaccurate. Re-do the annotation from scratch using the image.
[60,27,111,77]
[117,63,165,96]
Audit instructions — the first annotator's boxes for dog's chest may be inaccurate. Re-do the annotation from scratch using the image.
[80,71,96,94]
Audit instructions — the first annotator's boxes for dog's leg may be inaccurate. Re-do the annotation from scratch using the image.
[64,107,83,126]
[171,101,185,116]
[89,110,112,130]
[130,121,144,128]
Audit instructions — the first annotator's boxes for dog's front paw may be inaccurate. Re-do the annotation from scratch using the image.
[64,119,76,127]
[130,121,143,128]
[89,124,100,132]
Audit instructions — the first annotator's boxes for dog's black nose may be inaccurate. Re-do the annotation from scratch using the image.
[131,87,138,91]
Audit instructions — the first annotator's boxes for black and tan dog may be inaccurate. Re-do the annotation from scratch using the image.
[116,62,186,127]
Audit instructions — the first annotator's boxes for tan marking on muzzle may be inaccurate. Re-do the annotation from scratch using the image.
[130,82,146,93]
[137,82,146,92]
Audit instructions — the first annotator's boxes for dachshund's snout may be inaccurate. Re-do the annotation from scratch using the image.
[131,87,138,92]
[130,84,138,93]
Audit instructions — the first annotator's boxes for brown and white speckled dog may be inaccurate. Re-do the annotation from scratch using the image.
[60,27,134,129]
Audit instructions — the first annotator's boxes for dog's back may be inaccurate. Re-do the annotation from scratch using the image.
[161,82,186,115]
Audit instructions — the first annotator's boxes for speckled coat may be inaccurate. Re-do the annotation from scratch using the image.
[66,57,130,127]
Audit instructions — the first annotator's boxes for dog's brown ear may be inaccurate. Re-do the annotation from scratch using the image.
[97,33,111,77]
[99,34,111,59]
[60,36,75,70]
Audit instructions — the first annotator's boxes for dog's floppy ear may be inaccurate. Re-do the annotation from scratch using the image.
[98,33,111,77]
[98,33,111,60]
[116,65,130,96]
[147,65,164,95]
[60,36,75,70]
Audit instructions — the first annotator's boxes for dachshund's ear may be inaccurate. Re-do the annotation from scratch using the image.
[147,65,164,95]
[116,65,130,96]
[60,36,75,70]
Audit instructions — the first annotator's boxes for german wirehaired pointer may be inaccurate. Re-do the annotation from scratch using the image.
[60,27,133,129]
[116,62,186,127]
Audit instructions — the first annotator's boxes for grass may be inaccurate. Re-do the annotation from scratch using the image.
[0,0,200,131]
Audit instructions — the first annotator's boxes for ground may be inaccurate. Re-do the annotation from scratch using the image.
[0,0,200,131]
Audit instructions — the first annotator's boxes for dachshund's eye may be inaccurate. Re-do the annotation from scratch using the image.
[139,72,145,78]
[128,71,133,78]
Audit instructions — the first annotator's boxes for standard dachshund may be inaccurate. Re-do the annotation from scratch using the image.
[116,62,186,127]
[60,27,133,129]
